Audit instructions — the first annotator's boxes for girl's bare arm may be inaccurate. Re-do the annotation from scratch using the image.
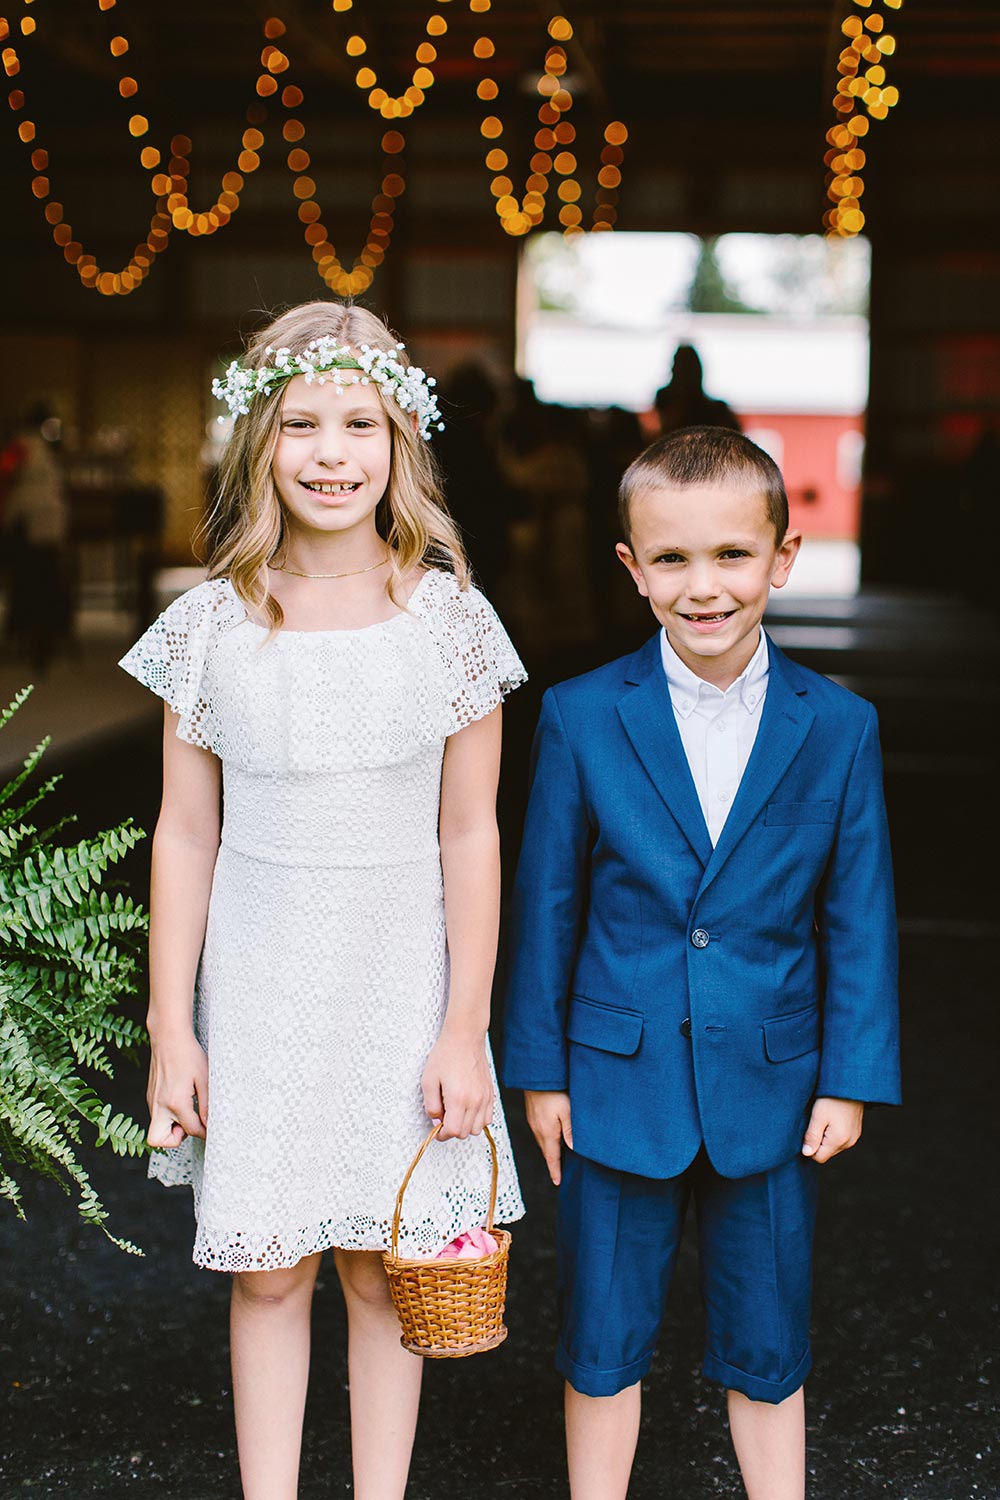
[146,706,222,1148]
[422,705,503,1141]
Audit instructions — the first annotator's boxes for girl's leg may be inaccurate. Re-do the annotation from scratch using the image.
[332,1248,423,1500]
[230,1251,322,1500]
[565,1382,641,1500]
[727,1386,805,1500]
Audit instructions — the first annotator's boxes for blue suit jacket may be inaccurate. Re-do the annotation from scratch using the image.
[502,631,901,1181]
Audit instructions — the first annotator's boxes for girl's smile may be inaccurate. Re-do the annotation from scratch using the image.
[299,479,362,497]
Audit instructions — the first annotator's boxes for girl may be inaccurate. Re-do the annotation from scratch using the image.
[120,300,526,1499]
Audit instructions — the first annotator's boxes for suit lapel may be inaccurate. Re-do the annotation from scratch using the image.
[616,635,714,867]
[697,638,815,897]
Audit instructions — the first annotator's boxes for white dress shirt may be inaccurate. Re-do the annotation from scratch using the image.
[659,628,769,846]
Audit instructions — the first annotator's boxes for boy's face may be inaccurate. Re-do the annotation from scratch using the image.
[616,481,801,687]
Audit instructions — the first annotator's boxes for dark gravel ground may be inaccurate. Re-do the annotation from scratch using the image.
[2,615,998,1499]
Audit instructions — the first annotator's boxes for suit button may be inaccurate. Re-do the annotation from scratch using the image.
[680,1017,692,1038]
[691,927,710,948]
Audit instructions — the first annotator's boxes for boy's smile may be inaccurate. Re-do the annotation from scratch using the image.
[616,481,801,688]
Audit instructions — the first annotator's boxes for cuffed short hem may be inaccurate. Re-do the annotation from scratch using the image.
[701,1344,811,1405]
[556,1343,652,1398]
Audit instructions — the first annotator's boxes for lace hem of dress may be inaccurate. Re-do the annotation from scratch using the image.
[188,1192,526,1272]
[149,1141,525,1271]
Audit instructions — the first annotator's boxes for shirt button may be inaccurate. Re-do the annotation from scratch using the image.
[691,928,710,949]
[680,1017,693,1038]
[747,694,757,707]
[681,700,692,713]
[717,791,730,803]
[715,720,727,733]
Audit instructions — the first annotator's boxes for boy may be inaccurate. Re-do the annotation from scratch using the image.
[503,426,900,1500]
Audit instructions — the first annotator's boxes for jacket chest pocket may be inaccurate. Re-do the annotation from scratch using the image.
[765,800,836,826]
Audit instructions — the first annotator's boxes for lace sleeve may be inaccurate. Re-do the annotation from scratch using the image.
[118,578,241,753]
[412,571,527,735]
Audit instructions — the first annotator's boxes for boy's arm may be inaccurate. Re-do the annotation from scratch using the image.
[502,688,593,1093]
[814,702,901,1106]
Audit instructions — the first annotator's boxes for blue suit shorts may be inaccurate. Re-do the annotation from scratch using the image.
[556,1148,819,1403]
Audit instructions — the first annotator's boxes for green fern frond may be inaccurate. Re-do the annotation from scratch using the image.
[0,738,53,812]
[0,686,34,732]
[0,1164,25,1216]
[0,690,149,1253]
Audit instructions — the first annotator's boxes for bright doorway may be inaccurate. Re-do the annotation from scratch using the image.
[517,232,871,596]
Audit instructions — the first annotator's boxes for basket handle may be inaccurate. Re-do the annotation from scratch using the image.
[390,1120,499,1260]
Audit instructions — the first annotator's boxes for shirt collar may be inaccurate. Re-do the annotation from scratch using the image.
[660,627,769,720]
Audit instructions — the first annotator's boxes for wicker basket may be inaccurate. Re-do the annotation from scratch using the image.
[382,1120,511,1358]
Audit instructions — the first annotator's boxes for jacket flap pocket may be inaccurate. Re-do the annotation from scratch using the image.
[765,800,836,826]
[567,996,644,1057]
[763,1007,820,1063]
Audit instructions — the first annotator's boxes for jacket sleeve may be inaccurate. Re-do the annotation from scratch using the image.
[815,702,901,1104]
[502,688,593,1091]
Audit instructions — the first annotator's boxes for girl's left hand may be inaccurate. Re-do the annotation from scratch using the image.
[421,1027,494,1141]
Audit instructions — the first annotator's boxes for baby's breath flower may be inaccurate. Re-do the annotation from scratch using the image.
[212,336,444,440]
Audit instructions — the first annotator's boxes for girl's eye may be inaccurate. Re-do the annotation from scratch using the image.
[283,420,313,431]
[348,419,377,430]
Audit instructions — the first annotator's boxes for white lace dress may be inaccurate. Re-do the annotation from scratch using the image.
[120,569,527,1272]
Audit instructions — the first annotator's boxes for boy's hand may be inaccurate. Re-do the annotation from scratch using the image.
[802,1097,864,1163]
[525,1090,573,1185]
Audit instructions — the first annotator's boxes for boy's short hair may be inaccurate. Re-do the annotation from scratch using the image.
[618,425,789,546]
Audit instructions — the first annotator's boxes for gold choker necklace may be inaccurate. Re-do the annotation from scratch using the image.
[275,557,390,580]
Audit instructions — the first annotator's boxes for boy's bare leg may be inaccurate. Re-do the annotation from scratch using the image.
[727,1386,805,1500]
[565,1381,641,1500]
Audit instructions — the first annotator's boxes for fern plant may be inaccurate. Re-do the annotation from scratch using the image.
[0,686,149,1254]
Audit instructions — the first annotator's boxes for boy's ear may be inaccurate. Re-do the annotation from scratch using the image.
[615,541,650,597]
[770,528,802,590]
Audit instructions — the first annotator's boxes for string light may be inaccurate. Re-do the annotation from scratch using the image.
[3,6,174,294]
[471,12,629,240]
[280,80,405,298]
[329,0,438,119]
[3,0,631,297]
[824,0,903,237]
[2,1,274,292]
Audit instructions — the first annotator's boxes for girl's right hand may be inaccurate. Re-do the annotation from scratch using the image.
[146,1031,209,1148]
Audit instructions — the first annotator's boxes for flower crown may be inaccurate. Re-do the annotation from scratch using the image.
[211,335,444,440]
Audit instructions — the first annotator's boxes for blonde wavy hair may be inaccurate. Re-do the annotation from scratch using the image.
[202,299,469,632]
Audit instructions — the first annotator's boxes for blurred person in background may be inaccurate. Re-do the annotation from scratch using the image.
[499,380,593,650]
[654,344,741,437]
[434,361,511,602]
[585,406,647,635]
[1,401,71,672]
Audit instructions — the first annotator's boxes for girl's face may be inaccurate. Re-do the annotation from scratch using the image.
[271,372,393,545]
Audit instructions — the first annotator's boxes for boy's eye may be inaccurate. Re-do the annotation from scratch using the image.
[654,552,685,565]
[719,549,750,560]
